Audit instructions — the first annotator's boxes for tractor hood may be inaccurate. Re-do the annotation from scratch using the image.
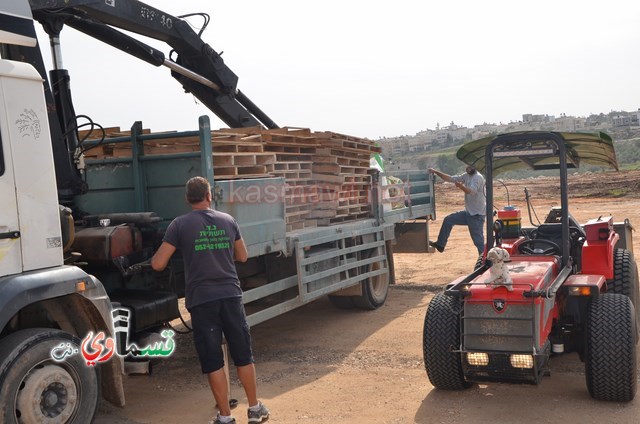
[456,131,618,176]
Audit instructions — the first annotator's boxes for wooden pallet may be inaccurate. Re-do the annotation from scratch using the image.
[213,152,275,167]
[82,124,378,226]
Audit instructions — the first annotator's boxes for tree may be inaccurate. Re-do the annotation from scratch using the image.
[436,154,461,175]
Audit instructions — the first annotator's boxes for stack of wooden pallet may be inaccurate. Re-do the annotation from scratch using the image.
[216,127,380,230]
[229,127,319,231]
[308,131,377,226]
[80,125,381,230]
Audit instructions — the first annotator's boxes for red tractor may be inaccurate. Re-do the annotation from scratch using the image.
[423,131,638,402]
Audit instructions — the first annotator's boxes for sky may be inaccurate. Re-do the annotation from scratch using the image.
[32,0,640,140]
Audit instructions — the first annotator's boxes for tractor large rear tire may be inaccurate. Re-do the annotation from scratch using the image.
[423,293,470,390]
[610,249,639,301]
[609,248,640,342]
[585,294,637,402]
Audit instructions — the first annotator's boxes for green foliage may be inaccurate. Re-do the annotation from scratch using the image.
[615,139,640,165]
[436,154,464,175]
[608,188,629,197]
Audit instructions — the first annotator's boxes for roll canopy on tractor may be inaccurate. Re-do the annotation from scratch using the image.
[423,131,638,402]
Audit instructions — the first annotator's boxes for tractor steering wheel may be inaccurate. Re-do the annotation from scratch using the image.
[517,239,561,256]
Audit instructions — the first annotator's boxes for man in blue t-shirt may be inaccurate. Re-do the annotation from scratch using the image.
[428,166,486,256]
[151,176,269,424]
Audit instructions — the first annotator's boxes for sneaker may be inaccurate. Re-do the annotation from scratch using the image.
[247,401,270,423]
[209,414,236,424]
[429,241,444,253]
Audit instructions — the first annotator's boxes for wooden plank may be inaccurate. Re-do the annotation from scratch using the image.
[312,163,341,175]
[312,155,337,164]
[213,142,264,153]
[313,200,340,210]
[307,209,337,219]
[304,220,318,228]
[234,155,257,166]
[318,192,339,201]
[312,173,344,184]
[315,147,371,160]
[286,221,305,232]
[213,173,270,180]
[213,155,234,166]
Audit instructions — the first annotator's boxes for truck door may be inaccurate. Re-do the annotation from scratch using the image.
[0,117,22,277]
[0,60,63,273]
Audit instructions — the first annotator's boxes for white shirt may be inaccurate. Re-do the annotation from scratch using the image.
[451,171,486,216]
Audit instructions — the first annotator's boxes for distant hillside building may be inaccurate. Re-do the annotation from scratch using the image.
[554,115,585,132]
[522,114,553,124]
[613,115,632,127]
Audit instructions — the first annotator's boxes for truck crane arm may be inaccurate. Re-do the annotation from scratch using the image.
[1,0,277,202]
[29,0,278,130]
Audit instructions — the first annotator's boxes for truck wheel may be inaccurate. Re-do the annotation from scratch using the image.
[351,248,389,310]
[0,328,100,423]
[423,293,470,390]
[585,294,637,402]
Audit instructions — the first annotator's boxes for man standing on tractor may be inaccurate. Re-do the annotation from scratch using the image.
[428,166,486,256]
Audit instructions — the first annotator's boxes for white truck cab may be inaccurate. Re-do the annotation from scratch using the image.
[0,58,63,277]
[0,5,124,420]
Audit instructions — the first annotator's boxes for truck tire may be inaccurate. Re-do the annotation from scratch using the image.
[423,293,470,390]
[0,328,100,423]
[585,294,637,402]
[351,248,390,310]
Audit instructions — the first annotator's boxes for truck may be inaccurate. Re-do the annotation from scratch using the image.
[0,1,435,422]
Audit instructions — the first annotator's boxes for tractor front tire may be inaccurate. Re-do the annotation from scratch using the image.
[423,293,470,390]
[585,294,637,402]
[0,328,100,423]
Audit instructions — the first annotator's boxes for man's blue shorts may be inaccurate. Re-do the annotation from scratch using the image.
[190,297,254,374]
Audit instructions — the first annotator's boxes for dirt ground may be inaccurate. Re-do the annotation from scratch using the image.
[96,169,640,424]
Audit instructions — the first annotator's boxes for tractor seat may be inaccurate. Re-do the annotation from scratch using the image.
[534,223,585,244]
[531,223,585,262]
[534,223,563,244]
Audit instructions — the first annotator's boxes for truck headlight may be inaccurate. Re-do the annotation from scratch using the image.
[510,354,534,369]
[467,352,489,366]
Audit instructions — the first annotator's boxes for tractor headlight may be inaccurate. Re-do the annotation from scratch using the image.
[466,352,489,366]
[510,354,534,369]
[567,286,592,296]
